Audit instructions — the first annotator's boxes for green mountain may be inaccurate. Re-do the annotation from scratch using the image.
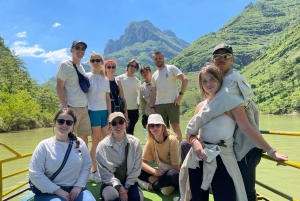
[240,23,300,114]
[103,20,190,68]
[170,0,300,72]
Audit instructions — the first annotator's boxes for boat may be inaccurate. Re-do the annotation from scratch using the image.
[0,130,299,201]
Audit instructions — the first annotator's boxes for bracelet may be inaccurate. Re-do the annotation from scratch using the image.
[150,106,154,109]
[119,191,127,195]
[267,148,276,156]
[188,136,197,144]
[191,138,197,145]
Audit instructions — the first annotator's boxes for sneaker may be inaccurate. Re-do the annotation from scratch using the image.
[137,179,150,190]
[173,197,181,201]
[161,186,175,195]
[88,170,101,183]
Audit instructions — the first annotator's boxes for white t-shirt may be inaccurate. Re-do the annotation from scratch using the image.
[86,73,110,111]
[151,65,183,104]
[116,74,141,110]
[56,60,88,107]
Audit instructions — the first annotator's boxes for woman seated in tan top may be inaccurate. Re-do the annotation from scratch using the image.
[138,114,180,195]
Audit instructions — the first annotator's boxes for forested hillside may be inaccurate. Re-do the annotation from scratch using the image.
[0,37,59,132]
[180,23,300,115]
[240,24,300,114]
[170,0,300,72]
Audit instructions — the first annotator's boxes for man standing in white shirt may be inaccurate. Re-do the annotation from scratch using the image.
[56,40,92,146]
[116,59,141,135]
[150,51,188,142]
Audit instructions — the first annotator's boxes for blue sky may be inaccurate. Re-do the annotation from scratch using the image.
[0,0,257,83]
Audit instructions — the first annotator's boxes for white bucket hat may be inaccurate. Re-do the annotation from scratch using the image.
[147,114,166,128]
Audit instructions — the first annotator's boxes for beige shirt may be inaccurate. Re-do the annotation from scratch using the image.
[151,65,183,104]
[56,60,88,107]
[143,134,180,166]
[116,74,141,110]
[140,81,152,115]
[96,134,142,187]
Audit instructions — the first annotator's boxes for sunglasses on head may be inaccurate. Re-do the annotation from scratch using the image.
[111,119,125,126]
[74,46,86,51]
[107,66,116,69]
[57,119,74,126]
[149,124,162,128]
[90,59,102,63]
[129,64,137,68]
[212,53,233,60]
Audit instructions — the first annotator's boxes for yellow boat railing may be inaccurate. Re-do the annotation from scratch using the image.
[1,130,300,201]
[0,143,32,201]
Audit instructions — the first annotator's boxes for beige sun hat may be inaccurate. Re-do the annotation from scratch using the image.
[108,112,126,123]
[147,114,166,128]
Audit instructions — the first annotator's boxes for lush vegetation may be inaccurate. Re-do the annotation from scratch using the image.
[0,37,59,132]
[179,22,300,116]
[170,0,300,72]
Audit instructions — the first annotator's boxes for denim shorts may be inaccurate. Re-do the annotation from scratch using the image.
[88,110,108,127]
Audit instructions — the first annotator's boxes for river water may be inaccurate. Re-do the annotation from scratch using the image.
[1,115,300,200]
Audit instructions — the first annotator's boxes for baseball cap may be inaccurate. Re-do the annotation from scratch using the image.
[71,40,87,49]
[212,43,233,54]
[147,114,166,128]
[108,112,126,123]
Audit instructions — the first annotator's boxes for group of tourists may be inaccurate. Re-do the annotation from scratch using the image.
[28,40,288,201]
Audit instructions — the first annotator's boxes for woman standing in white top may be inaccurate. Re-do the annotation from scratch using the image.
[86,52,111,183]
[184,65,246,201]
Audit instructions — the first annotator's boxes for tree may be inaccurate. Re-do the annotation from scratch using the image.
[0,90,40,131]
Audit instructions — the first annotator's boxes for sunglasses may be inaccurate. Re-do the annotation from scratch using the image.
[57,119,74,126]
[74,46,86,51]
[111,119,125,126]
[107,66,116,69]
[90,59,102,63]
[129,64,137,68]
[148,124,162,129]
[212,53,233,60]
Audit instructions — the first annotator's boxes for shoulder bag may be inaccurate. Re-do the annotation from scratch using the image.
[111,79,125,112]
[71,61,90,93]
[29,138,74,194]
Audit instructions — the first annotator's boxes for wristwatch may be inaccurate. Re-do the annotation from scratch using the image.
[150,106,155,109]
[267,148,276,156]
[179,92,184,96]
[124,184,130,190]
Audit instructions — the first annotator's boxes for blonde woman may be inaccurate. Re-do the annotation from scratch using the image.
[138,114,180,196]
[86,52,111,183]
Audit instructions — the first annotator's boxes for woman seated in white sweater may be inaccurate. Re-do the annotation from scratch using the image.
[29,108,95,201]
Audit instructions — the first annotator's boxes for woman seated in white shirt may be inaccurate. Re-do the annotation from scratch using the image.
[29,108,95,201]
[96,112,143,201]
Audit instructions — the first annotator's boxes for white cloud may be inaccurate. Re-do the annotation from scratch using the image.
[10,41,71,63]
[37,48,71,63]
[16,31,27,38]
[11,41,44,56]
[52,23,61,27]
